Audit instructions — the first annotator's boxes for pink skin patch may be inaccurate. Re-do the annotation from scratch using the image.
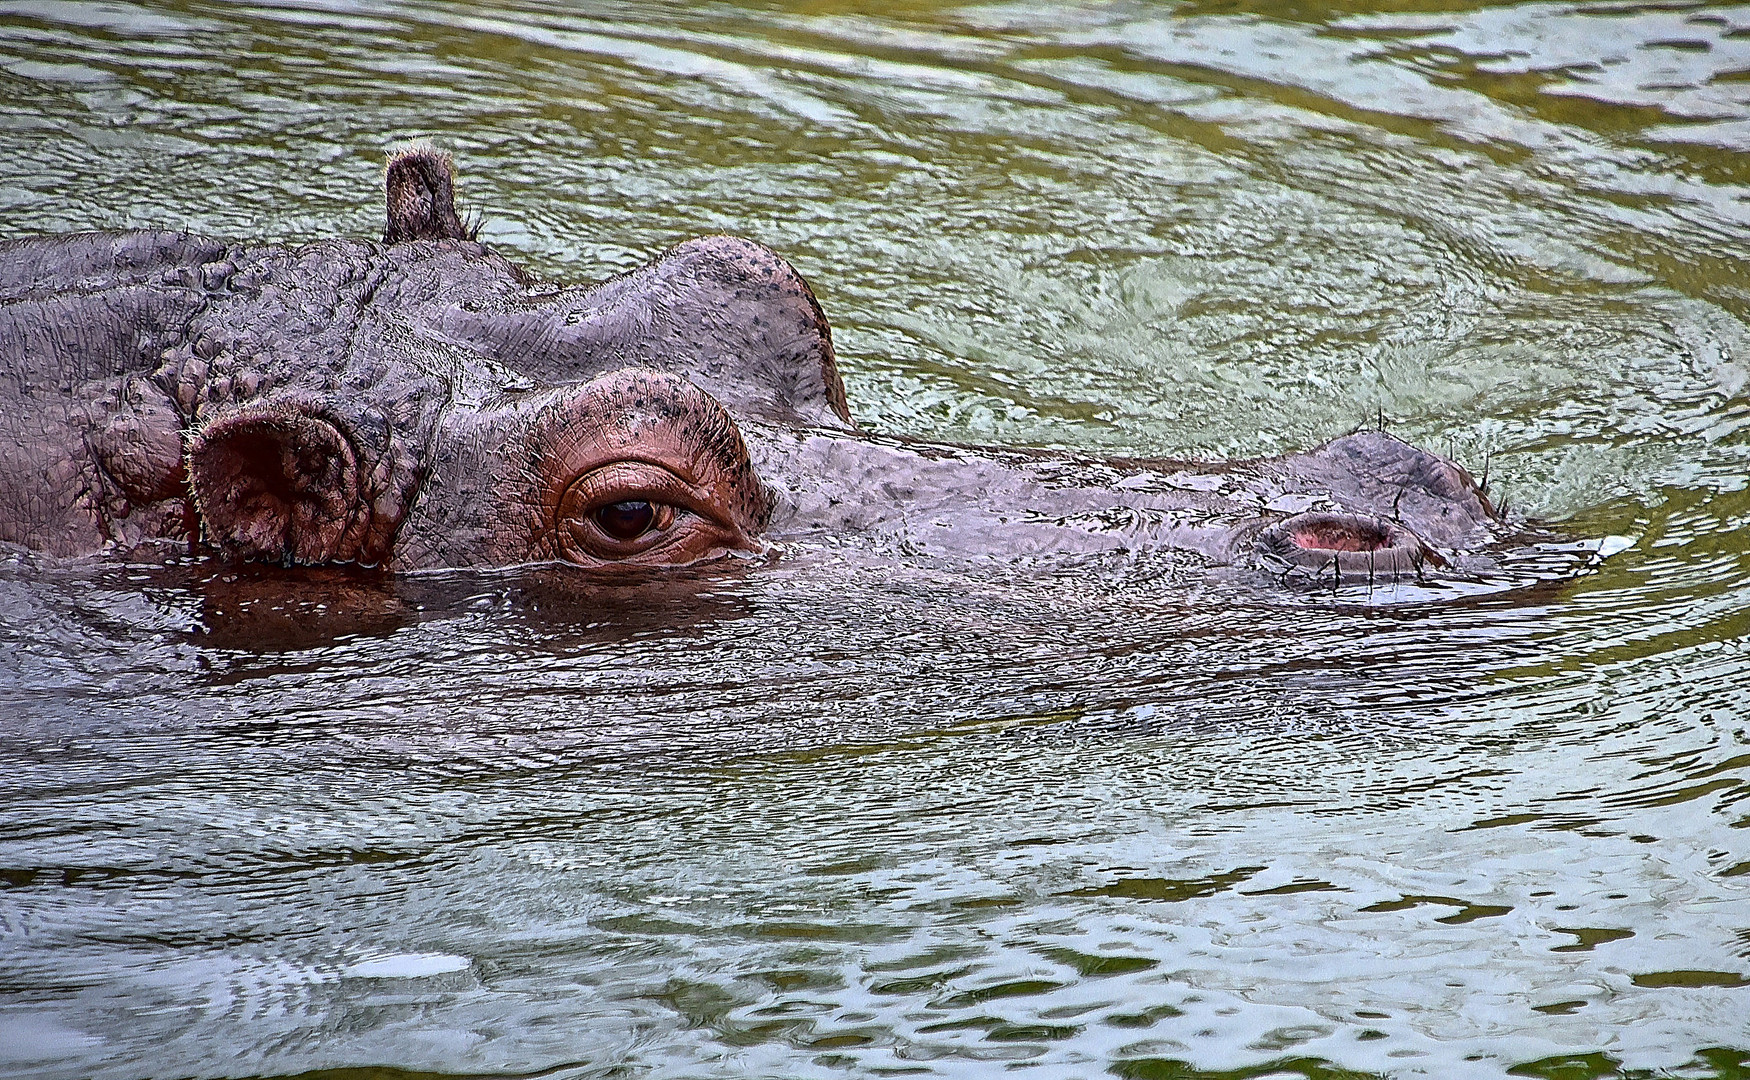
[1290,518,1390,553]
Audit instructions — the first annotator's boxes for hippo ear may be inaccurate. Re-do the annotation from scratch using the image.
[383,147,471,244]
[186,405,380,565]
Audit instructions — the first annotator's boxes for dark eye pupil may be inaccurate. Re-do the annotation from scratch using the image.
[594,500,655,541]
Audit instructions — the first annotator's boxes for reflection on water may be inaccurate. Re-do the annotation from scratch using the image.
[0,1,1747,1078]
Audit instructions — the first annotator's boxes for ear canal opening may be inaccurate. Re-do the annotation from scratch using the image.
[187,409,366,565]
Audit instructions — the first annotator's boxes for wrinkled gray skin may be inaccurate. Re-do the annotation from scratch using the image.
[0,149,1499,582]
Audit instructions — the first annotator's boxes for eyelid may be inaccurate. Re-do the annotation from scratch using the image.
[551,458,753,566]
[561,461,727,525]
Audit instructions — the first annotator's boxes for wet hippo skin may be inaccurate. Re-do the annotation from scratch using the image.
[0,149,1498,581]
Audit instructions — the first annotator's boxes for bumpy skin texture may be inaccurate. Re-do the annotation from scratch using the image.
[0,231,225,554]
[0,150,1500,578]
[431,233,851,428]
[0,153,827,567]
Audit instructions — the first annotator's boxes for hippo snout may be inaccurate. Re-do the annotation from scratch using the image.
[1256,511,1445,580]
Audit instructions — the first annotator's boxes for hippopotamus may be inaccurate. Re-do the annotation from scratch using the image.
[0,148,1503,585]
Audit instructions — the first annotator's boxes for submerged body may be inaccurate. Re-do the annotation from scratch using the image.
[0,150,1498,582]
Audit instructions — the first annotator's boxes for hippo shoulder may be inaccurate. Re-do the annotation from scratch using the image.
[0,230,234,297]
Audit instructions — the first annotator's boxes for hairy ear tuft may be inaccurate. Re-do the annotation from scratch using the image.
[383,146,469,244]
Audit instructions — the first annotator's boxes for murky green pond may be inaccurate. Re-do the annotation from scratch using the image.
[2,1,1748,1077]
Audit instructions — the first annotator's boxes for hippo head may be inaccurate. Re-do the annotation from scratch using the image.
[1,148,1503,582]
[158,149,844,573]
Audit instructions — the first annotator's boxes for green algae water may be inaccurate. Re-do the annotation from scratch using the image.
[1,1,1748,1077]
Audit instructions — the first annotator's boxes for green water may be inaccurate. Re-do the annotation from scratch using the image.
[0,1,1746,1077]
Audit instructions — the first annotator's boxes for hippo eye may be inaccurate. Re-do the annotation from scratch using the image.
[552,461,747,566]
[593,499,658,541]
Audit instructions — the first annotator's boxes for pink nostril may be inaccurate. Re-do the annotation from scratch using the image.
[1258,511,1443,578]
[1290,519,1390,553]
